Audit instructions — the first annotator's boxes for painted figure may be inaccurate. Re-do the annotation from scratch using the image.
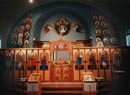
[43,24,52,34]
[89,52,96,65]
[41,52,47,70]
[27,52,37,70]
[100,51,108,68]
[113,51,121,69]
[96,37,104,46]
[59,24,67,34]
[73,24,84,33]
[76,52,83,69]
[15,51,24,70]
[5,50,14,68]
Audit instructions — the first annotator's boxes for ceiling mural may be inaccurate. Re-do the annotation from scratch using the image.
[8,12,32,48]
[7,2,119,48]
[40,14,86,41]
[92,10,119,46]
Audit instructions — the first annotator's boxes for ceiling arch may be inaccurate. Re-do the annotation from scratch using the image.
[33,5,91,40]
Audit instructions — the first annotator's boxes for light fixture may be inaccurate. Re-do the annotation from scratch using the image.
[29,0,34,3]
[33,37,36,41]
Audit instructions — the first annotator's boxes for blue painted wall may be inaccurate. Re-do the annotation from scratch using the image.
[7,2,120,48]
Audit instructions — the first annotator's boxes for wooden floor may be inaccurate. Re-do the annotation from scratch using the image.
[1,78,129,95]
[13,81,112,95]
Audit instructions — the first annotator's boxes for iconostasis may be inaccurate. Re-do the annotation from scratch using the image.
[0,39,128,82]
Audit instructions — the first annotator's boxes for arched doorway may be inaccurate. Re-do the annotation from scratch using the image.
[50,38,73,81]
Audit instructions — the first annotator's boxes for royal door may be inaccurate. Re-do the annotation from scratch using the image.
[50,38,73,81]
[50,64,73,81]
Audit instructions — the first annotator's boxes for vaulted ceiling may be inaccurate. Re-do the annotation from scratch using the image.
[0,0,130,35]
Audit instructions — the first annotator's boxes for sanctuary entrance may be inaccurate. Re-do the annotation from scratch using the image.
[50,63,73,81]
[50,38,73,81]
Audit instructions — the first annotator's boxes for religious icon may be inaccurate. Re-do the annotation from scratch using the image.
[73,24,84,33]
[5,50,14,68]
[23,40,29,48]
[25,24,31,30]
[103,38,109,46]
[55,68,61,80]
[43,24,52,34]
[24,32,30,38]
[28,73,40,82]
[15,51,24,70]
[40,52,48,70]
[88,51,96,70]
[96,37,104,47]
[20,25,24,32]
[63,68,69,80]
[99,16,104,21]
[55,18,71,36]
[76,52,83,69]
[96,29,101,36]
[83,72,95,81]
[113,50,121,70]
[95,21,100,26]
[27,51,37,70]
[100,51,109,69]
[101,21,105,27]
[110,37,116,45]
[18,30,23,41]
[18,40,23,47]
[84,74,93,81]
[89,52,96,65]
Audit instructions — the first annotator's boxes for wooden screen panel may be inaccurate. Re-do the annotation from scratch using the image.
[39,49,50,81]
[26,49,38,78]
[98,48,110,80]
[73,49,79,81]
[103,48,111,80]
[78,49,85,80]
[86,49,98,78]
[4,49,15,83]
[14,49,26,81]
[111,48,122,80]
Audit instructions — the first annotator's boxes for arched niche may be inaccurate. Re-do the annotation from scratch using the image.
[50,38,73,81]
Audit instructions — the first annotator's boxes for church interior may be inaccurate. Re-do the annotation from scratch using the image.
[0,0,129,95]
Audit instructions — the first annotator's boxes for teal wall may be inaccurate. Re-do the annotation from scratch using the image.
[7,2,120,48]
